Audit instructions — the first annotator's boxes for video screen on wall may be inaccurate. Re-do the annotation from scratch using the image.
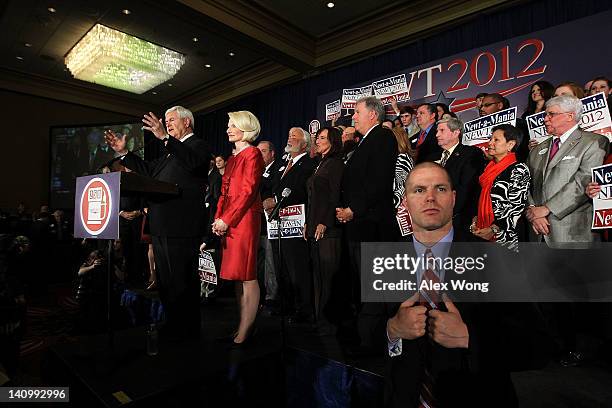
[49,122,145,209]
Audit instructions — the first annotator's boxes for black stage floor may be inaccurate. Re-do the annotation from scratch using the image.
[44,298,612,408]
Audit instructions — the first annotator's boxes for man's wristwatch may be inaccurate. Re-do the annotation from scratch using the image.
[490,224,500,235]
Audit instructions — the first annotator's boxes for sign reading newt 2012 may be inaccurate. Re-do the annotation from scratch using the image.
[317,11,612,125]
[592,164,612,230]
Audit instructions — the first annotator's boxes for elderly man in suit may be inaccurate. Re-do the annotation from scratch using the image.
[263,128,317,323]
[104,106,210,340]
[433,117,486,234]
[526,95,609,248]
[257,140,282,311]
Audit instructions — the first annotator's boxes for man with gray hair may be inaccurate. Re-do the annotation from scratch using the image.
[526,95,609,247]
[264,127,317,323]
[337,96,397,354]
[434,117,486,233]
[104,106,210,340]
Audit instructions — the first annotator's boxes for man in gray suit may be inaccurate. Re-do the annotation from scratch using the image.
[526,95,609,248]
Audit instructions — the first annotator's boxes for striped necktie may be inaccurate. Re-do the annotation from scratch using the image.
[440,150,450,167]
[418,247,440,408]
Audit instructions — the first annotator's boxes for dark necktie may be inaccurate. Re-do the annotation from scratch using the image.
[440,150,450,167]
[548,138,561,162]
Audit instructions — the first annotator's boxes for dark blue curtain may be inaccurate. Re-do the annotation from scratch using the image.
[196,0,610,156]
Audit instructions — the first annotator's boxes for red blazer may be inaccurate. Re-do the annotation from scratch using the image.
[215,146,264,227]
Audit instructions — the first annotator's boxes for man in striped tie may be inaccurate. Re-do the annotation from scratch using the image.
[384,162,518,407]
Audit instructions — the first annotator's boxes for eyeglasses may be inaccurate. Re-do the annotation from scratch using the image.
[481,102,497,108]
[544,111,570,118]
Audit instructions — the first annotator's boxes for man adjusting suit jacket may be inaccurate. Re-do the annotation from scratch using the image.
[380,162,545,407]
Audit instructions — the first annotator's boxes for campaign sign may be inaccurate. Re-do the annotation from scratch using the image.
[591,164,612,230]
[580,92,612,140]
[267,204,306,239]
[341,85,373,110]
[198,250,217,285]
[526,111,548,143]
[317,11,612,125]
[309,120,321,135]
[74,173,120,239]
[325,99,341,121]
[463,107,517,149]
[396,205,413,236]
[372,74,411,105]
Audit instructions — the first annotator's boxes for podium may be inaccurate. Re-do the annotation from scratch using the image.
[73,171,178,347]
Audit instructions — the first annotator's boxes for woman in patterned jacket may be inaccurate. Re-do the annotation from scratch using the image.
[471,124,530,250]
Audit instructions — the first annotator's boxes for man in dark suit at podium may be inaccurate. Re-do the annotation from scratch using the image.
[104,106,210,340]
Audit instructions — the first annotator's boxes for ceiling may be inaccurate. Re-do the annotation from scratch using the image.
[0,0,522,117]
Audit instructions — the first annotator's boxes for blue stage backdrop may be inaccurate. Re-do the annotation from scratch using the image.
[197,1,611,156]
[315,11,612,126]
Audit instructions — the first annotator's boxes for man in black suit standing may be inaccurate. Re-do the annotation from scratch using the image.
[263,128,316,323]
[257,140,282,311]
[411,103,443,163]
[336,96,397,349]
[384,162,519,407]
[433,117,486,234]
[104,106,210,340]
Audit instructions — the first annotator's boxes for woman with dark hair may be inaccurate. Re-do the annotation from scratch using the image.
[305,127,344,335]
[521,80,555,119]
[391,127,415,209]
[589,76,612,95]
[471,124,530,250]
[212,110,264,347]
[435,103,451,120]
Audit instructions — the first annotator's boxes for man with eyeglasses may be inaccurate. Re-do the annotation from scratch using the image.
[479,93,530,162]
[526,95,609,248]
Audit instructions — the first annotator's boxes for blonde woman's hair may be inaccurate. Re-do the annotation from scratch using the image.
[228,111,261,142]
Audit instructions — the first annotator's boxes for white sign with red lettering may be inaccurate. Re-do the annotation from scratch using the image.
[372,74,411,105]
[463,107,517,149]
[591,163,612,230]
[341,86,373,110]
[267,204,306,239]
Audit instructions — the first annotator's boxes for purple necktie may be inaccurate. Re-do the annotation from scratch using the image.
[548,138,560,161]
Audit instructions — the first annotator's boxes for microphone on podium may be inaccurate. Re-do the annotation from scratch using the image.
[269,188,292,221]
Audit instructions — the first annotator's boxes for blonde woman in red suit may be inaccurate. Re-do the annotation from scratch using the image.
[212,111,264,346]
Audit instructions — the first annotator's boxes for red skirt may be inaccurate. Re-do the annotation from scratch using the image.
[219,209,261,281]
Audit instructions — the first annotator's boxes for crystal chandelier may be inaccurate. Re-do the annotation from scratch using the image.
[65,24,185,94]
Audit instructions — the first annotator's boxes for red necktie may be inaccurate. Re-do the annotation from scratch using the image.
[281,159,293,178]
[417,130,427,147]
[548,138,561,162]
